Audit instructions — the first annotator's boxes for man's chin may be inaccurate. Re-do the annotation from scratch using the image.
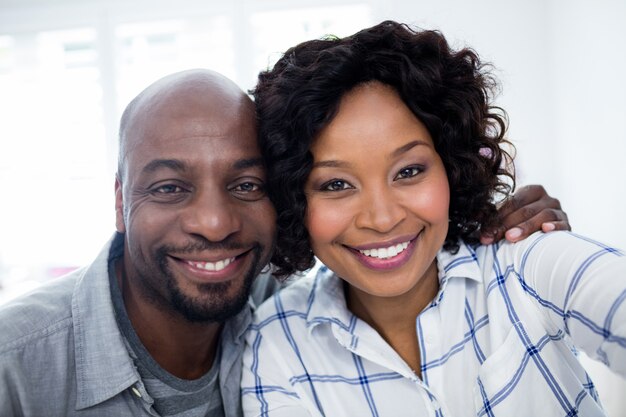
[159,243,263,323]
[168,280,251,323]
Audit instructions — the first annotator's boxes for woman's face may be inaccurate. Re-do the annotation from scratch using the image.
[305,82,450,301]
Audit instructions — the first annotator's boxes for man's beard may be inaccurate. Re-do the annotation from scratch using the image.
[136,240,268,323]
[164,256,258,323]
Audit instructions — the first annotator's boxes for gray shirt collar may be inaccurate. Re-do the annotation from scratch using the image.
[71,233,138,409]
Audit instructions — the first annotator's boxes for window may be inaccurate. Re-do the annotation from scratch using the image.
[0,1,372,304]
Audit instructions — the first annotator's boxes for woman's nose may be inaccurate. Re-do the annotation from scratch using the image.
[354,186,406,233]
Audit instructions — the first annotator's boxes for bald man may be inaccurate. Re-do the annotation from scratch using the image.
[0,69,568,417]
[0,70,277,417]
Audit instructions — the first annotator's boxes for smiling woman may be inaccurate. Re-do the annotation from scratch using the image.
[304,83,449,337]
[303,82,450,374]
[240,21,626,417]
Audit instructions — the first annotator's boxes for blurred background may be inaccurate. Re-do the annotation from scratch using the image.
[1,0,625,413]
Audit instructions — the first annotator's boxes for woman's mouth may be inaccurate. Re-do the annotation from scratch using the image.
[357,241,410,259]
[347,234,420,271]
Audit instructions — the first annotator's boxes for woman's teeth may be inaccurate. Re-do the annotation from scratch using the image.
[358,241,409,259]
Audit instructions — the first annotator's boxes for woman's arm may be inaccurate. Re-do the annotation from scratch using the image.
[513,231,626,376]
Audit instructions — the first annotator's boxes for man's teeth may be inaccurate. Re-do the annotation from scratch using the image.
[189,258,235,272]
[359,241,410,259]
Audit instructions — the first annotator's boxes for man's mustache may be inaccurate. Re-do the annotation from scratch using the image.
[160,237,251,255]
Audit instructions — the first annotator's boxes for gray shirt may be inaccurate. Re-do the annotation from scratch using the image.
[108,253,224,417]
[0,233,276,416]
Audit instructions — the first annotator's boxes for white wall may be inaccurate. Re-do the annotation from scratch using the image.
[548,0,626,247]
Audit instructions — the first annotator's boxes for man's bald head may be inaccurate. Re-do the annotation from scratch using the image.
[117,69,256,181]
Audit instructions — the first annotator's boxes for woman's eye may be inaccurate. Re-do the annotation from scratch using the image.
[321,180,352,192]
[154,184,184,194]
[395,166,422,180]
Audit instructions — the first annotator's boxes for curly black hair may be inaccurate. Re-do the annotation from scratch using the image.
[254,20,515,278]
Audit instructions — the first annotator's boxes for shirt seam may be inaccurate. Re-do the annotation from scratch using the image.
[0,315,73,355]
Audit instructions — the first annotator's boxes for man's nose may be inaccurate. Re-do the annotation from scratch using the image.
[180,189,242,242]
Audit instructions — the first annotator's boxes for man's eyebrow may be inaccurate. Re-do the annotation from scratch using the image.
[142,159,187,174]
[234,157,265,170]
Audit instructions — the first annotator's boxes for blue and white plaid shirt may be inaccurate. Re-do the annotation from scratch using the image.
[242,231,626,417]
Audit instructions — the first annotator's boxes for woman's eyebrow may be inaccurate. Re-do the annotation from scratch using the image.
[312,160,351,169]
[391,140,430,158]
[311,139,431,169]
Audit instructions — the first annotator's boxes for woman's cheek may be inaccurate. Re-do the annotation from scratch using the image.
[306,197,351,246]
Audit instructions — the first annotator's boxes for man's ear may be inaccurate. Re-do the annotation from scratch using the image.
[115,176,126,234]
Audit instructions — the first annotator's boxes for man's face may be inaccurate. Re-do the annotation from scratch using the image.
[115,82,276,322]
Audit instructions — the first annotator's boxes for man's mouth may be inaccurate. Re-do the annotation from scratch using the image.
[185,257,236,272]
[164,250,251,284]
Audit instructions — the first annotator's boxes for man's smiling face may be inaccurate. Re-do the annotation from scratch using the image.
[115,71,276,322]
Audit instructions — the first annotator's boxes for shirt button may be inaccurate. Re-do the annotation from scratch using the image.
[131,386,142,398]
[425,333,436,344]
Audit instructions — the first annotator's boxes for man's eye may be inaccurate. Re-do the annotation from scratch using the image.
[394,166,422,180]
[321,180,352,192]
[154,184,184,194]
[230,180,266,201]
[234,182,260,192]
